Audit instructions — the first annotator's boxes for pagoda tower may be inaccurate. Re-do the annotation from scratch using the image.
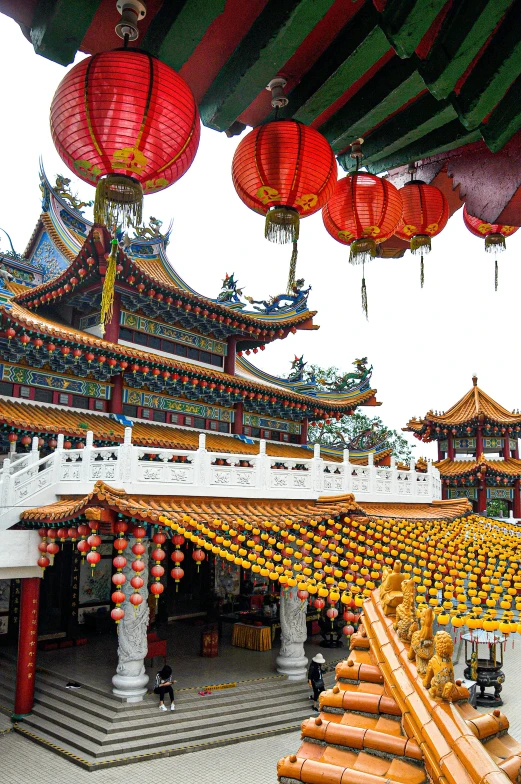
[404,376,521,517]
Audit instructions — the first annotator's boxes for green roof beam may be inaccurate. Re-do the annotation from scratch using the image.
[141,0,227,72]
[319,60,424,153]
[345,120,481,175]
[341,95,457,170]
[454,1,521,130]
[420,0,516,100]
[30,0,102,66]
[380,0,447,59]
[264,5,389,126]
[199,0,337,132]
[481,73,521,152]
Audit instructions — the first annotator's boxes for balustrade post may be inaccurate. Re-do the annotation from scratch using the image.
[257,439,268,491]
[30,437,39,465]
[409,459,416,499]
[311,443,323,492]
[51,434,64,484]
[0,457,12,509]
[343,448,351,493]
[82,430,94,483]
[197,432,208,488]
[390,456,397,495]
[118,427,133,484]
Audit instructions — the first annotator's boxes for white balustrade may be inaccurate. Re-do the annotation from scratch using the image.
[0,427,442,529]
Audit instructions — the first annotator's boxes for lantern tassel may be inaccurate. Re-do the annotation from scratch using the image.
[349,238,376,265]
[361,264,368,321]
[495,258,498,292]
[100,237,118,336]
[265,207,300,244]
[485,233,506,253]
[287,241,298,294]
[410,234,431,255]
[94,174,143,228]
[420,254,424,289]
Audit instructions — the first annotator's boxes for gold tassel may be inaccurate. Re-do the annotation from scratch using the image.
[361,264,368,320]
[265,207,300,244]
[286,241,298,294]
[349,238,376,265]
[100,237,118,336]
[94,175,143,228]
[410,234,431,255]
[420,254,424,289]
[495,258,498,292]
[485,233,506,253]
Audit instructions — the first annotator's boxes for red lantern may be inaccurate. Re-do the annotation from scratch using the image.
[314,598,325,610]
[67,527,78,541]
[129,592,143,607]
[112,572,126,587]
[171,550,185,564]
[50,50,200,227]
[111,590,126,605]
[37,556,50,572]
[151,564,165,578]
[192,548,206,571]
[395,181,449,287]
[111,607,125,623]
[152,548,166,561]
[132,559,145,573]
[173,534,185,549]
[171,566,184,583]
[232,119,337,245]
[150,582,164,597]
[297,589,309,601]
[323,173,402,317]
[87,551,101,569]
[343,624,355,636]
[130,575,144,590]
[113,555,127,570]
[463,205,519,291]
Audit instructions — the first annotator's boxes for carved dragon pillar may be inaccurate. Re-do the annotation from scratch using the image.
[112,537,150,702]
[276,588,308,681]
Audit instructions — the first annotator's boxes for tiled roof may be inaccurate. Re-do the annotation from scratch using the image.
[20,481,362,524]
[3,304,373,412]
[6,282,29,296]
[356,498,473,520]
[278,588,521,784]
[405,377,521,431]
[435,457,521,477]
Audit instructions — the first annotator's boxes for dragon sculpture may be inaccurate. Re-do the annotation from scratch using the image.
[133,216,169,242]
[317,357,373,392]
[217,272,244,304]
[54,175,93,213]
[287,355,307,382]
[245,278,310,313]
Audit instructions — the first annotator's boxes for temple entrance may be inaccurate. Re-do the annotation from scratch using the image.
[38,542,73,638]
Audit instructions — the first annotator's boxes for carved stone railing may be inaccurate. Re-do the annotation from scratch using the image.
[0,432,441,528]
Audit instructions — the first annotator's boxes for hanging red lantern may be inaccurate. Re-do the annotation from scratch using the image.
[129,592,143,607]
[463,205,519,290]
[173,534,185,549]
[171,566,184,589]
[192,548,206,571]
[232,119,336,245]
[50,50,200,228]
[150,582,164,598]
[111,607,125,623]
[394,180,449,288]
[171,550,185,564]
[314,598,325,610]
[37,555,50,572]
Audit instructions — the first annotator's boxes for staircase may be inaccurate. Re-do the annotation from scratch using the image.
[0,654,333,769]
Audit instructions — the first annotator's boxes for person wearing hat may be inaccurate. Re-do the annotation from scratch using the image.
[308,653,325,711]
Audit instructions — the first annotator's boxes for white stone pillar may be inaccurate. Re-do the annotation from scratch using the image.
[276,588,308,681]
[112,536,150,702]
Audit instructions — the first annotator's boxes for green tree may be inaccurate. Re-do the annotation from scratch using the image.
[486,499,509,518]
[305,365,413,461]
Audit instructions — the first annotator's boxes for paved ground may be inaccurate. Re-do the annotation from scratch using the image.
[0,725,301,784]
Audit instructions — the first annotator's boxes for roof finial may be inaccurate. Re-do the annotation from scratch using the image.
[472,374,478,387]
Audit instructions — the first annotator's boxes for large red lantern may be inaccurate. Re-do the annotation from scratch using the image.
[463,205,519,290]
[50,50,200,228]
[394,181,449,287]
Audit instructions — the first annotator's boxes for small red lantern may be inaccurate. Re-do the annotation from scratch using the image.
[395,180,449,288]
[112,572,126,587]
[150,582,164,597]
[343,624,355,636]
[129,592,143,607]
[171,566,184,590]
[87,550,101,569]
[50,50,200,227]
[463,205,519,290]
[192,548,206,571]
[314,598,325,610]
[111,607,125,623]
[37,555,50,572]
[171,550,185,564]
[173,534,185,549]
[111,590,126,605]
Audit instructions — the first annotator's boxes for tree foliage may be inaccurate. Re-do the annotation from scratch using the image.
[305,365,413,461]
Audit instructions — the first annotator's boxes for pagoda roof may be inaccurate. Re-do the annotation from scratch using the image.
[0,397,391,465]
[14,224,318,351]
[0,303,371,419]
[19,481,467,526]
[5,2,521,179]
[404,376,521,438]
[435,457,521,478]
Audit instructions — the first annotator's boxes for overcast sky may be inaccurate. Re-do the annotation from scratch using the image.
[1,14,520,460]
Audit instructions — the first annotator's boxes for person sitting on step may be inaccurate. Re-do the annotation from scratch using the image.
[154,664,177,712]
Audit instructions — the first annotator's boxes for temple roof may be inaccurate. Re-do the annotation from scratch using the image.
[19,481,468,525]
[435,457,521,478]
[0,397,390,464]
[404,376,521,438]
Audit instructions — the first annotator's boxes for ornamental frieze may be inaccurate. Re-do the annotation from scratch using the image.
[123,388,232,422]
[243,413,300,434]
[119,311,227,356]
[0,363,111,399]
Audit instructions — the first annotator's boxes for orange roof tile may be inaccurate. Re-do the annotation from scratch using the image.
[435,457,521,477]
[405,376,521,431]
[356,499,472,520]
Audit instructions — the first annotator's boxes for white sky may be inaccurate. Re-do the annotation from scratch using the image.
[1,13,520,460]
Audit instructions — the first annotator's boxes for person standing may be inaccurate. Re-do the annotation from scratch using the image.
[154,664,177,711]
[308,653,325,712]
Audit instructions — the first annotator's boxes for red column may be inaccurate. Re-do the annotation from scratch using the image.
[437,440,443,461]
[514,478,521,518]
[109,373,123,415]
[447,436,455,460]
[103,291,121,344]
[441,481,448,500]
[233,402,243,435]
[503,430,511,459]
[224,337,236,376]
[14,577,40,717]
[515,440,520,459]
[300,418,308,445]
[476,425,483,458]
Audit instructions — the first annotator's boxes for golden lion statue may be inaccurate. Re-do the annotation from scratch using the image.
[379,560,406,616]
[393,579,416,642]
[423,631,469,702]
[408,606,434,676]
